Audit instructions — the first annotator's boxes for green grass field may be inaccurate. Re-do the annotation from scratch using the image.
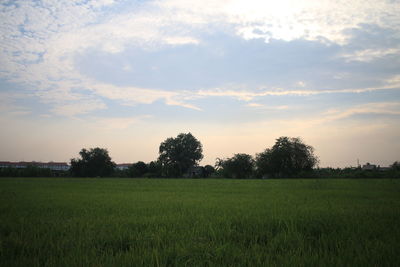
[1,178,400,266]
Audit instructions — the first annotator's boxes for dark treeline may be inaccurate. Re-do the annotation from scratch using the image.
[2,163,398,178]
[0,165,62,177]
[1,133,399,178]
[313,166,400,179]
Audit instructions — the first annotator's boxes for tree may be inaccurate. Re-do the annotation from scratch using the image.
[158,133,203,177]
[391,161,400,171]
[128,161,148,177]
[203,165,216,178]
[216,153,254,179]
[146,161,162,178]
[256,136,318,178]
[70,147,116,177]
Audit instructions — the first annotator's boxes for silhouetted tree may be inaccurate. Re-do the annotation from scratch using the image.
[0,165,53,177]
[70,148,116,177]
[145,161,162,178]
[256,137,318,178]
[158,133,203,177]
[216,153,254,178]
[391,161,400,171]
[128,161,148,177]
[203,165,216,178]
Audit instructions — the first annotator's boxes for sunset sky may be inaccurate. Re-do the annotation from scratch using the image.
[1,0,400,167]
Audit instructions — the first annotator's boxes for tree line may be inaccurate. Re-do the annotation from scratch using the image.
[66,133,399,179]
[66,134,320,178]
[1,133,399,178]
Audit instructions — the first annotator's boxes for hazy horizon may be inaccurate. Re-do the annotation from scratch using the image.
[1,0,400,168]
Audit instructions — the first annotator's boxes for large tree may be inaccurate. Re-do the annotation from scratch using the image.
[216,153,254,179]
[70,147,116,177]
[256,137,318,178]
[158,133,203,177]
[128,161,148,177]
[146,161,162,178]
[391,161,400,171]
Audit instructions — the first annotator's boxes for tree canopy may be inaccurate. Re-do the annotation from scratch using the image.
[128,161,148,177]
[256,136,318,178]
[158,133,203,177]
[391,161,400,171]
[216,153,254,179]
[70,147,116,177]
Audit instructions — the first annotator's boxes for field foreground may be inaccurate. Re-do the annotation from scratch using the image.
[0,178,400,266]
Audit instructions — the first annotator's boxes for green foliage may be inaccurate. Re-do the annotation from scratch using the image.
[128,161,148,177]
[216,153,254,178]
[1,178,400,266]
[314,166,400,179]
[144,161,162,178]
[392,161,400,171]
[0,165,55,177]
[203,165,216,178]
[158,133,203,177]
[70,148,116,177]
[256,136,319,178]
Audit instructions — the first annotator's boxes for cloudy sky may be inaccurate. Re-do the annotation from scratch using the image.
[1,0,400,167]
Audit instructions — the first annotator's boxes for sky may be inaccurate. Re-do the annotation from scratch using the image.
[0,0,400,168]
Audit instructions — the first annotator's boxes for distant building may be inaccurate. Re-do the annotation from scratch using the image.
[362,163,376,171]
[116,163,132,170]
[0,161,70,171]
[40,162,70,171]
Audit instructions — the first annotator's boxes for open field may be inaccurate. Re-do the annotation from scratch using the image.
[1,178,400,266]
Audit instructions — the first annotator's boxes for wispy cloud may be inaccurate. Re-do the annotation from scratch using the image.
[89,115,153,130]
[246,103,289,110]
[85,81,202,110]
[339,48,400,62]
[1,0,399,117]
[322,102,400,122]
[197,80,400,101]
[158,0,400,45]
[51,99,107,117]
[0,91,32,116]
[279,102,400,129]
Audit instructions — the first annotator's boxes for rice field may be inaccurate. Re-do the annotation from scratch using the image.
[1,178,400,266]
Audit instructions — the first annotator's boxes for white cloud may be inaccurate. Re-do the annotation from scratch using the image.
[156,0,400,44]
[246,103,263,108]
[164,36,200,45]
[90,115,152,130]
[272,102,400,129]
[89,0,116,9]
[387,75,400,85]
[296,81,306,88]
[246,103,289,110]
[322,102,400,122]
[51,99,107,116]
[197,79,400,101]
[340,48,400,62]
[2,0,400,169]
[0,91,32,116]
[0,0,399,117]
[85,81,201,110]
[0,0,208,114]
